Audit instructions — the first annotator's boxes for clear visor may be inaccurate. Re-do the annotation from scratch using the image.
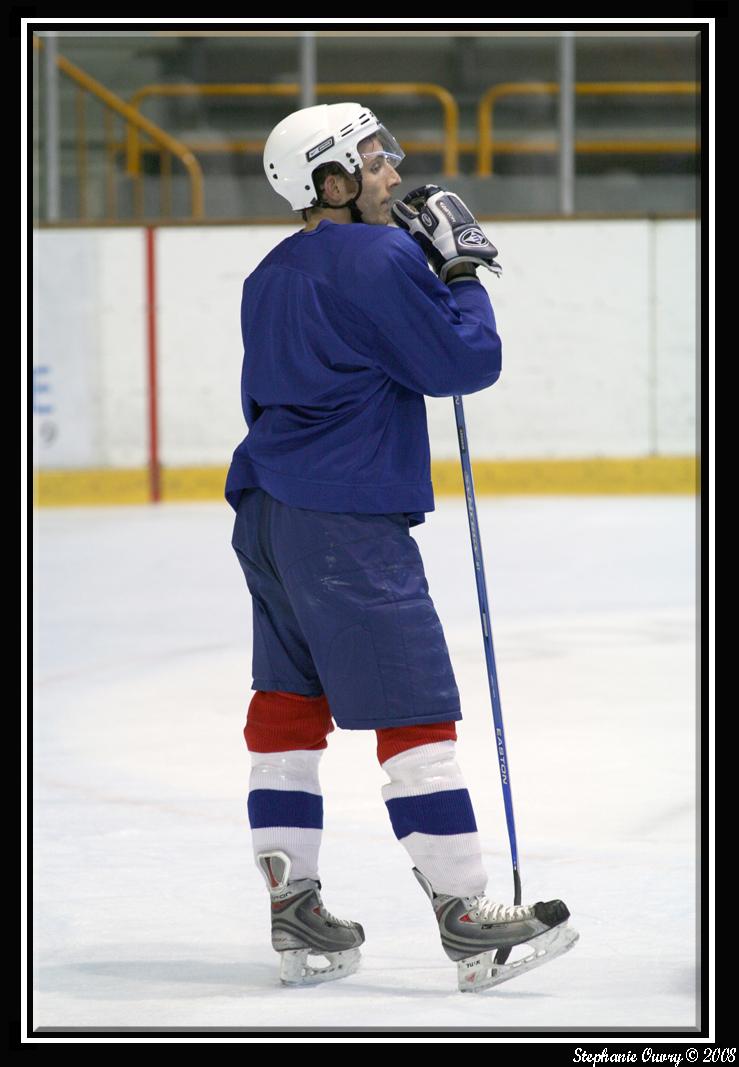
[357,125,405,171]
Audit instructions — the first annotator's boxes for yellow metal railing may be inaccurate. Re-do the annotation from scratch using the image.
[477,81,700,176]
[33,36,204,220]
[126,81,460,181]
[34,46,699,223]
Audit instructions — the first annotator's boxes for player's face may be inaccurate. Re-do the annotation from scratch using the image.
[356,136,402,225]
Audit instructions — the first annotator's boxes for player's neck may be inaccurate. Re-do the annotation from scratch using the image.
[302,208,352,232]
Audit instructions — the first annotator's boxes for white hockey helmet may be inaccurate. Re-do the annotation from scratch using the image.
[263,102,405,211]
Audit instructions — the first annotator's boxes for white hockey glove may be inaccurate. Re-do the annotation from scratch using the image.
[391,185,502,284]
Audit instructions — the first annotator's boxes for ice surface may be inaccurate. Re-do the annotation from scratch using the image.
[31,496,698,1032]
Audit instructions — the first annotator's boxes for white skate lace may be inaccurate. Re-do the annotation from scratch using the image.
[313,896,356,928]
[314,905,356,927]
[466,897,533,923]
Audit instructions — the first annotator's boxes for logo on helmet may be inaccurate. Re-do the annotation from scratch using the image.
[306,136,335,162]
[460,228,489,247]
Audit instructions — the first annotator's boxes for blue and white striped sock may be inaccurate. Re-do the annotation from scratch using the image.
[247,749,323,882]
[381,741,488,897]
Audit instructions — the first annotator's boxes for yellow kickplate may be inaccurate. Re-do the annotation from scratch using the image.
[33,457,697,507]
[431,456,698,496]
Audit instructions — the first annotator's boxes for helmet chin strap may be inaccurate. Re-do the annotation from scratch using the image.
[317,196,363,221]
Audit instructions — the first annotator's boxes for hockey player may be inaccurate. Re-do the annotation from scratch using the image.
[226,103,577,992]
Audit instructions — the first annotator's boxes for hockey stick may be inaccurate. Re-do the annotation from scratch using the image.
[453,394,521,964]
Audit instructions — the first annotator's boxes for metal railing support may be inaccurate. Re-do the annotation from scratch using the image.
[558,32,576,216]
[300,33,317,109]
[42,33,60,221]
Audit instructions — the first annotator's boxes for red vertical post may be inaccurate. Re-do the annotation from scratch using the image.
[145,226,161,503]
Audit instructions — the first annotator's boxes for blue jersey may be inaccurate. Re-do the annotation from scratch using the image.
[225,218,502,526]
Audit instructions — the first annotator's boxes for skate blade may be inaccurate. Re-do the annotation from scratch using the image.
[457,922,579,993]
[279,947,361,986]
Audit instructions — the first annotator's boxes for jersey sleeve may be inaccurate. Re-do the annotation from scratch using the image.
[346,228,502,397]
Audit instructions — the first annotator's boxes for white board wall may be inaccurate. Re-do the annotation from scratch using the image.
[32,220,698,470]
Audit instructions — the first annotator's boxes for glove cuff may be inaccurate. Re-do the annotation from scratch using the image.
[440,259,479,284]
[447,274,482,286]
[441,257,502,283]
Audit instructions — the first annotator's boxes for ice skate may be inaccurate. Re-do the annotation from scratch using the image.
[258,851,365,986]
[413,867,579,992]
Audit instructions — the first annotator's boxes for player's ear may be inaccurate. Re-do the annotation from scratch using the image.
[321,173,338,202]
[323,172,349,205]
